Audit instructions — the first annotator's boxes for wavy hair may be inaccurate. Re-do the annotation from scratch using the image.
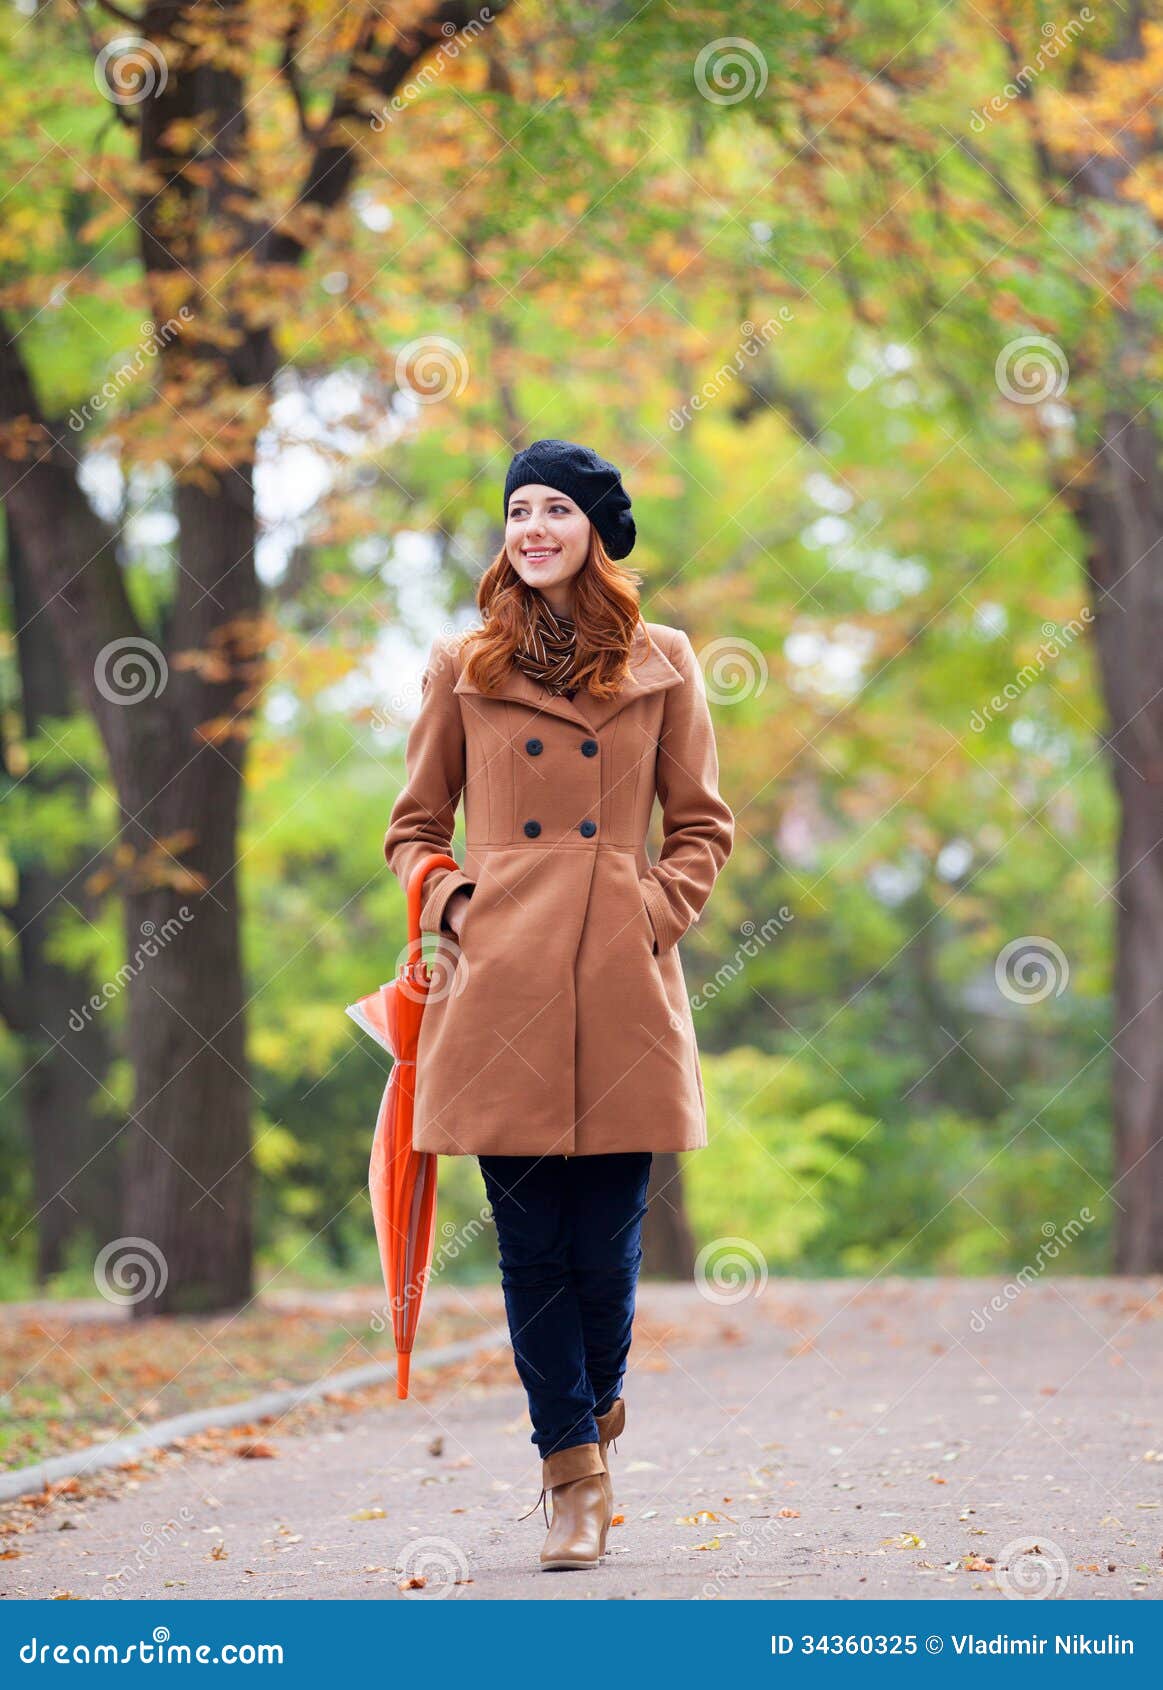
[458,527,654,699]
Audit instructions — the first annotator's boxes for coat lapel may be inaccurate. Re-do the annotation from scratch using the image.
[453,623,684,733]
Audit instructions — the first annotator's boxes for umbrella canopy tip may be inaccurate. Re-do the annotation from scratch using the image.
[396,1351,411,1398]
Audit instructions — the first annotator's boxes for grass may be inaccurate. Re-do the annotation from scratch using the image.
[0,1290,498,1473]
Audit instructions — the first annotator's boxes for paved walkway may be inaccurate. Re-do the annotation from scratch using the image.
[3,1278,1161,1600]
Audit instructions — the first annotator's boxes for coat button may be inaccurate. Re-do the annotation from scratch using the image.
[579,819,597,838]
[580,738,598,757]
[525,737,543,756]
[524,819,542,838]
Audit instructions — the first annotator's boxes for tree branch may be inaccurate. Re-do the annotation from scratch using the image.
[264,1,515,266]
[280,4,318,144]
[88,0,145,28]
[730,363,824,445]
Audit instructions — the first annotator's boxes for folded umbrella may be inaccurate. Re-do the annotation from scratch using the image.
[346,851,461,1399]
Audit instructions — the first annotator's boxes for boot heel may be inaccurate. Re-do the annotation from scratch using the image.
[594,1398,625,1559]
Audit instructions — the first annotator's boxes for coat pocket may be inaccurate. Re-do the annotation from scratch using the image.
[637,877,661,957]
[447,880,478,953]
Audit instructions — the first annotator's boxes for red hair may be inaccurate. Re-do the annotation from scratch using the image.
[459,527,655,700]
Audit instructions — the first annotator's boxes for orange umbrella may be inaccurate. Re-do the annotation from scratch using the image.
[346,852,461,1399]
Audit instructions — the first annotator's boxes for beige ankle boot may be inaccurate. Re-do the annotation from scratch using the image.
[519,1442,607,1570]
[594,1398,625,1555]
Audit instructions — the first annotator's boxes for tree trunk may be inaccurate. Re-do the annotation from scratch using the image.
[118,470,260,1315]
[2,515,120,1278]
[20,1011,119,1279]
[642,1152,697,1279]
[122,868,252,1313]
[0,0,512,1312]
[0,347,259,1312]
[1070,413,1163,1271]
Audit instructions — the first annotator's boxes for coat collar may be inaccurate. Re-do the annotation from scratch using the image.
[453,621,684,732]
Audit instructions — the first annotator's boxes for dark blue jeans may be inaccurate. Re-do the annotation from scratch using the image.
[478,1151,653,1458]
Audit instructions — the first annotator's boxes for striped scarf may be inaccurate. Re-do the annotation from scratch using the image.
[512,596,579,699]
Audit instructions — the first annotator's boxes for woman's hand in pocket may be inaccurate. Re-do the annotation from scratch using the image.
[442,888,473,940]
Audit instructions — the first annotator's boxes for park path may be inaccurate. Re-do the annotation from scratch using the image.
[3,1277,1161,1601]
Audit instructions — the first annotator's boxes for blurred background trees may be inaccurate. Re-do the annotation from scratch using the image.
[1,0,1156,1310]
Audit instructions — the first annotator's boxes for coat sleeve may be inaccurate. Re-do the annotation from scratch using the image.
[383,635,477,936]
[638,628,735,956]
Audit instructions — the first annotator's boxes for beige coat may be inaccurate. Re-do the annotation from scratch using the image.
[383,619,734,1156]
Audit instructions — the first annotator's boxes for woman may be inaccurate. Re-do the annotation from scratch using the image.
[384,438,734,1571]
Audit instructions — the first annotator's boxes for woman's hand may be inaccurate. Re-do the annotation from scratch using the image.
[442,888,473,940]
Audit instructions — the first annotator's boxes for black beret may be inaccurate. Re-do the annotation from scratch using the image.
[503,438,636,560]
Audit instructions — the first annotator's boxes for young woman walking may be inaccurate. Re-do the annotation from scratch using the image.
[384,438,734,1571]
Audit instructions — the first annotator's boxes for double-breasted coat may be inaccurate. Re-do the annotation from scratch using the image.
[383,619,734,1157]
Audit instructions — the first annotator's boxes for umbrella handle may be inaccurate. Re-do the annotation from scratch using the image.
[408,852,462,965]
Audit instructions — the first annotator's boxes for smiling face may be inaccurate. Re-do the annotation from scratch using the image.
[505,483,591,613]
